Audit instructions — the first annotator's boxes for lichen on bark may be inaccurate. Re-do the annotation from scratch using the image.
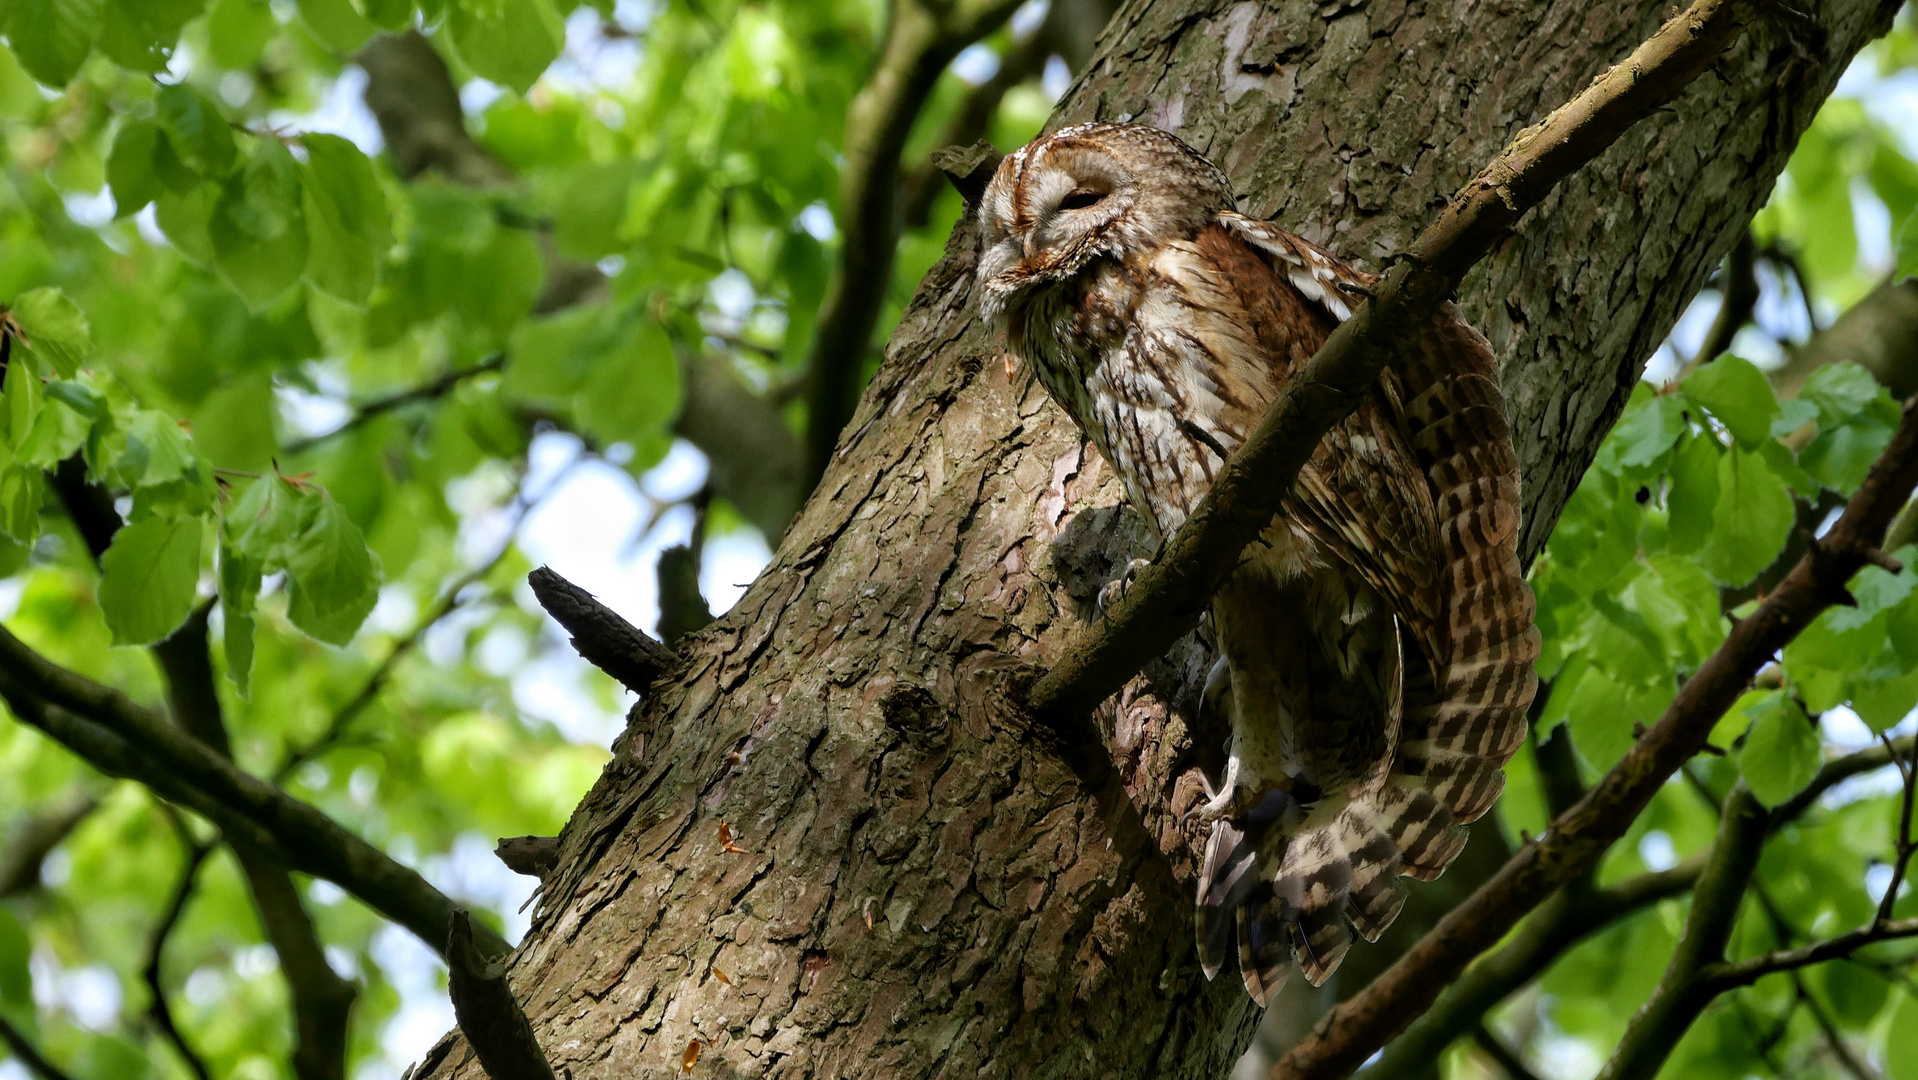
[411,0,1900,1075]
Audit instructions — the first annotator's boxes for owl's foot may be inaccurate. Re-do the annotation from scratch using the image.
[1183,753,1242,825]
[1096,557,1153,615]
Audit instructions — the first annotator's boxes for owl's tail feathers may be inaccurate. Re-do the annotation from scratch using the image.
[1197,785,1468,999]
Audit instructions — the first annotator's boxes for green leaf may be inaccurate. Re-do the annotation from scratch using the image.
[5,0,103,87]
[552,160,637,260]
[1801,362,1885,426]
[1888,992,1918,1080]
[209,141,309,308]
[1665,430,1720,555]
[1850,662,1918,732]
[573,317,681,443]
[445,0,564,95]
[217,542,259,695]
[7,287,91,377]
[97,0,203,73]
[204,0,274,68]
[1896,210,1918,284]
[120,409,196,486]
[410,180,496,252]
[98,514,203,645]
[1770,397,1819,438]
[0,905,29,1018]
[228,474,307,564]
[1738,692,1820,808]
[107,118,164,218]
[1697,448,1794,586]
[360,0,409,28]
[0,462,45,544]
[18,395,93,468]
[4,349,43,448]
[154,184,217,266]
[454,228,543,339]
[1802,417,1895,496]
[153,83,235,176]
[294,0,374,51]
[283,495,379,645]
[299,133,390,304]
[1682,355,1781,451]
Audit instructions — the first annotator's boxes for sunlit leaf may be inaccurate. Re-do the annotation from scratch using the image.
[1681,354,1779,450]
[7,286,91,377]
[4,0,104,87]
[154,82,236,176]
[446,0,564,95]
[210,141,309,307]
[300,133,391,304]
[98,513,203,645]
[283,494,380,645]
[1696,448,1793,587]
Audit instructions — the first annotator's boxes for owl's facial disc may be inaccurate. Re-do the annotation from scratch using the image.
[974,142,1134,319]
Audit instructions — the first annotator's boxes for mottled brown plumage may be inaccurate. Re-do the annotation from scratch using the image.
[976,123,1539,1003]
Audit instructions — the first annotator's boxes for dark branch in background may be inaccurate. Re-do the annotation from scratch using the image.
[526,567,673,692]
[282,353,505,457]
[801,0,1027,491]
[0,785,97,896]
[1793,970,1882,1080]
[51,461,357,1080]
[1029,0,1753,731]
[1692,230,1759,367]
[356,32,511,185]
[897,0,1115,227]
[145,816,215,1080]
[444,910,557,1080]
[656,486,715,645]
[1275,393,1918,1080]
[0,627,512,960]
[1471,1024,1545,1080]
[0,1014,74,1080]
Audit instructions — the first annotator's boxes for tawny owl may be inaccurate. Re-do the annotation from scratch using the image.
[975,123,1539,1004]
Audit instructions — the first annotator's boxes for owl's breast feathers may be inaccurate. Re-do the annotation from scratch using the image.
[1007,216,1450,672]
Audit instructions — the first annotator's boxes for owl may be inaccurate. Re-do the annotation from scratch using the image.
[975,123,1539,1004]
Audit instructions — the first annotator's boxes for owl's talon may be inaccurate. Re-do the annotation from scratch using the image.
[1182,754,1242,825]
[1096,557,1154,615]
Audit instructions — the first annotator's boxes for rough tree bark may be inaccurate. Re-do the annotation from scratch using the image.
[414,0,1897,1075]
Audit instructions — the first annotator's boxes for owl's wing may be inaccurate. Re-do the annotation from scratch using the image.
[1211,212,1446,670]
[1219,209,1538,821]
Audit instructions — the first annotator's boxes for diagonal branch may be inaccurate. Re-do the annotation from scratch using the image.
[0,1014,74,1080]
[0,627,511,960]
[1028,0,1753,730]
[1270,393,1918,1080]
[526,567,673,692]
[445,910,557,1080]
[1362,733,1917,1076]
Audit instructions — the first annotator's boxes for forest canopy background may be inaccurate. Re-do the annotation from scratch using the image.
[0,1,1915,1079]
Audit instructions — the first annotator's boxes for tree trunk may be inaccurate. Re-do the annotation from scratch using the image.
[414,0,1896,1075]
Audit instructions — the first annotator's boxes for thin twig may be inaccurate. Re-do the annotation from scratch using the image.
[273,456,578,782]
[1471,1024,1546,1080]
[0,1014,75,1080]
[145,812,215,1080]
[282,354,505,456]
[0,637,512,959]
[1793,971,1882,1080]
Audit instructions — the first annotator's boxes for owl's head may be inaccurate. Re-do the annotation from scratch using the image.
[974,123,1234,320]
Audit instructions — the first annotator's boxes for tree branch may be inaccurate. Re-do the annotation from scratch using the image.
[526,567,673,692]
[0,1014,74,1080]
[145,819,215,1080]
[1771,276,1918,400]
[53,462,356,1080]
[1270,388,1918,1080]
[1692,230,1759,366]
[1597,784,1770,1080]
[0,629,511,959]
[282,353,505,457]
[802,0,1027,490]
[1031,0,1752,732]
[0,786,97,897]
[445,910,556,1080]
[355,32,512,185]
[1471,1024,1545,1080]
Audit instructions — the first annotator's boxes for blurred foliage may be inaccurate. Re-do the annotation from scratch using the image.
[0,0,1057,1075]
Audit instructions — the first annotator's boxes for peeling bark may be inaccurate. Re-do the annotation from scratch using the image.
[415,0,1897,1075]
